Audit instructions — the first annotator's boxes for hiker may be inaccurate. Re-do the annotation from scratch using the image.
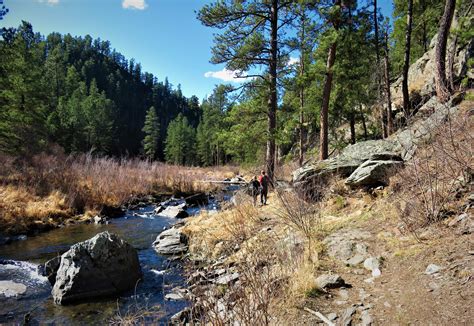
[249,176,260,206]
[258,170,273,205]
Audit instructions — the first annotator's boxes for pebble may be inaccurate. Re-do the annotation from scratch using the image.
[425,264,442,275]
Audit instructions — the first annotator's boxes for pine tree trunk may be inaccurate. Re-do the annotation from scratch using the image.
[320,41,337,160]
[435,0,456,103]
[299,87,305,167]
[374,0,385,138]
[349,111,356,144]
[299,12,306,167]
[421,0,428,52]
[402,0,413,118]
[384,33,394,135]
[447,5,462,94]
[266,0,278,179]
[359,105,368,140]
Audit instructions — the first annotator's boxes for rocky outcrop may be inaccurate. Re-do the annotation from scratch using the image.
[293,94,462,193]
[391,34,473,107]
[52,231,141,305]
[153,227,188,255]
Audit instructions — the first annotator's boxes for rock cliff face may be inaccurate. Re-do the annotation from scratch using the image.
[390,35,473,108]
[51,231,141,305]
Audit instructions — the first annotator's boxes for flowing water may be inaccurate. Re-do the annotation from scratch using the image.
[0,194,227,325]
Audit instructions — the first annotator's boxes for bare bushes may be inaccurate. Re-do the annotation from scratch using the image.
[395,108,473,231]
[189,236,294,325]
[275,189,323,263]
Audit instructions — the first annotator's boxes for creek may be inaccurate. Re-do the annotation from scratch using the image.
[0,188,237,325]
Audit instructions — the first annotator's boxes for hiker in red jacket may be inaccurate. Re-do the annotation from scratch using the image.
[258,170,273,205]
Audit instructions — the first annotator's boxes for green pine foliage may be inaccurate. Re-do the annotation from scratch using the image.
[390,0,445,75]
[165,114,196,166]
[196,85,231,166]
[142,106,160,160]
[0,22,200,157]
[1,0,471,167]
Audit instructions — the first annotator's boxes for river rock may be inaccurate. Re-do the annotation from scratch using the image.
[315,274,346,289]
[165,287,188,301]
[153,227,188,255]
[159,206,189,219]
[93,215,107,224]
[52,231,141,305]
[346,160,403,187]
[41,256,61,286]
[0,280,27,298]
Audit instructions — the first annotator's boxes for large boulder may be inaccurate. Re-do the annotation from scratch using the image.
[292,140,400,193]
[52,231,141,305]
[153,228,188,255]
[345,160,404,187]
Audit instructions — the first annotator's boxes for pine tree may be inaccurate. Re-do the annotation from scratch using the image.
[142,106,160,160]
[197,0,294,179]
[165,114,196,166]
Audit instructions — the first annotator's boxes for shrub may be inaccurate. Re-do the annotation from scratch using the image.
[394,106,473,231]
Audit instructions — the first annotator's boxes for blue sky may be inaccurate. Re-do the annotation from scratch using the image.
[1,0,393,101]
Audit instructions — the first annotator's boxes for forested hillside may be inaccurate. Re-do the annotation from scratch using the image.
[1,0,472,169]
[0,21,200,158]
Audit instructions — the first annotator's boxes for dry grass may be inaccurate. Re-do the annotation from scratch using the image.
[0,152,239,235]
[183,203,263,260]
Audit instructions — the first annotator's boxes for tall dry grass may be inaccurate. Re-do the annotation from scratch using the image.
[0,152,238,234]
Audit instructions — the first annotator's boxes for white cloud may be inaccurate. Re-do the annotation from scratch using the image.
[288,57,299,66]
[122,0,148,10]
[204,68,245,83]
[37,0,60,5]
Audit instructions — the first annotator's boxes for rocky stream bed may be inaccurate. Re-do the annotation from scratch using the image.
[0,186,238,325]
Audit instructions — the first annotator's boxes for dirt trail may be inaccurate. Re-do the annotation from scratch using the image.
[301,202,473,325]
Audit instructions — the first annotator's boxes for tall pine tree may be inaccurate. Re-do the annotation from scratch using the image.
[142,106,160,160]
